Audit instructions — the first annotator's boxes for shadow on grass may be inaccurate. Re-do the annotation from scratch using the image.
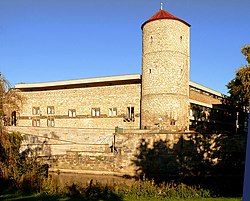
[0,193,123,201]
[0,181,123,201]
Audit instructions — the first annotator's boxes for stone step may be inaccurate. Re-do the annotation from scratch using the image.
[9,126,115,146]
[21,143,113,156]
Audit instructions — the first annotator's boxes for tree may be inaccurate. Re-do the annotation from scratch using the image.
[0,74,49,193]
[241,44,250,66]
[0,73,22,129]
[0,73,23,183]
[227,45,250,107]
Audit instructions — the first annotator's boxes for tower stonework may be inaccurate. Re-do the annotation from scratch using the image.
[141,9,190,131]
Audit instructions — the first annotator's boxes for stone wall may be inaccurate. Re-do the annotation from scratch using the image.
[9,126,114,156]
[113,131,201,176]
[17,83,141,129]
[141,19,190,131]
[113,131,246,178]
[51,152,116,174]
[8,126,245,180]
[190,89,222,105]
[9,126,192,175]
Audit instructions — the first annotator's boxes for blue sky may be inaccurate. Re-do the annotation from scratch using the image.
[0,0,249,95]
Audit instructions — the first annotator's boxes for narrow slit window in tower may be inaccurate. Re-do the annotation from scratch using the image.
[150,36,153,44]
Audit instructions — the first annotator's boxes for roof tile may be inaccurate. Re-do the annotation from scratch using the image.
[141,9,190,29]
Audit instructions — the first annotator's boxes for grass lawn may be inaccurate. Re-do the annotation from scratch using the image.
[128,198,241,201]
[124,198,241,201]
[0,193,242,201]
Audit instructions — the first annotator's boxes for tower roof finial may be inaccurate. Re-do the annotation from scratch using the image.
[160,2,163,10]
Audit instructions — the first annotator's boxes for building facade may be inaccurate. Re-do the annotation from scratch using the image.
[13,76,228,132]
[12,8,229,132]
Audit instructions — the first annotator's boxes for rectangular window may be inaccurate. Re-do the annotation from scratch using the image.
[47,118,55,127]
[170,120,176,125]
[32,107,40,115]
[32,119,40,127]
[108,108,117,117]
[68,109,76,117]
[92,108,100,117]
[127,106,134,119]
[47,106,55,114]
[190,109,193,117]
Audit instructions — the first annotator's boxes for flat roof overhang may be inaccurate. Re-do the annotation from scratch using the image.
[14,74,225,98]
[189,81,224,98]
[15,74,142,91]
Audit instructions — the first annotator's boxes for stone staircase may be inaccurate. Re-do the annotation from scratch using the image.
[9,126,114,156]
[8,126,121,174]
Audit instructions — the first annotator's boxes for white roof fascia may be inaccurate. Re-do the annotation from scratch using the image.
[189,81,224,97]
[15,74,141,89]
[189,99,213,108]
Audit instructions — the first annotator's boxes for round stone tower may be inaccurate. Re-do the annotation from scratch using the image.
[141,8,191,131]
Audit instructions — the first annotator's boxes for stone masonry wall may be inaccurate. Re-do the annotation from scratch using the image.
[141,19,190,131]
[113,131,193,176]
[9,126,245,178]
[8,126,197,176]
[9,126,114,156]
[113,131,245,178]
[189,89,222,105]
[17,83,141,130]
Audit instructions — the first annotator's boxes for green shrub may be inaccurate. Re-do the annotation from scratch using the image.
[110,179,211,200]
[0,131,49,194]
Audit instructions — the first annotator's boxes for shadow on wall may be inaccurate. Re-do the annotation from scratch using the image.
[132,133,246,196]
[190,101,248,134]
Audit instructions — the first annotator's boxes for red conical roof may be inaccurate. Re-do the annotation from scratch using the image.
[141,9,190,29]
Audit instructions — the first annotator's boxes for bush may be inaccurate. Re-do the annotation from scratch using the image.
[121,180,211,199]
[0,131,49,194]
[61,179,209,200]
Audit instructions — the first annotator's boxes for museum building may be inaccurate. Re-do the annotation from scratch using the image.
[12,8,229,132]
